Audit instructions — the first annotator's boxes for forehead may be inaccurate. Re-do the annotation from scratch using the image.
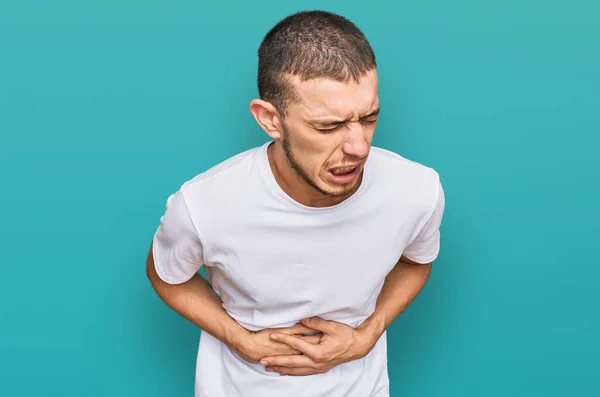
[289,70,379,118]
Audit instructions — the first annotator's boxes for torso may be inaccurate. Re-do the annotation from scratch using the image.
[180,141,439,397]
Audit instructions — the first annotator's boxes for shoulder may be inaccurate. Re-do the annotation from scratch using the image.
[368,147,445,243]
[158,145,265,234]
[369,146,440,189]
[367,146,443,218]
[179,145,263,201]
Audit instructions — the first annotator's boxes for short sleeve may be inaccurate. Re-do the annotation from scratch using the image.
[152,188,205,284]
[402,179,446,264]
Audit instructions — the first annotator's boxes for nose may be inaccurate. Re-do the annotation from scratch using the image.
[342,122,370,159]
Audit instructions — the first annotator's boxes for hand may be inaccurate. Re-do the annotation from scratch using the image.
[233,323,322,364]
[259,317,374,376]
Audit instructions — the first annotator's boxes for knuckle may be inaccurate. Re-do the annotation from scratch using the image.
[317,363,332,372]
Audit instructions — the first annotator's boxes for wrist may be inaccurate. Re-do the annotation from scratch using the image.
[356,316,386,355]
[225,327,253,357]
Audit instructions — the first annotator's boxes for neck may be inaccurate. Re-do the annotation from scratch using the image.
[267,142,362,208]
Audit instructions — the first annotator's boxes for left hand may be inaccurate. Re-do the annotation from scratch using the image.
[259,317,374,376]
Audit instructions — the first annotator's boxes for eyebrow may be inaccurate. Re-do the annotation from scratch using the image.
[308,108,380,127]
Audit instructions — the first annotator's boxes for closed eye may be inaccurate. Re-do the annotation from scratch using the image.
[314,117,378,133]
[315,124,344,133]
[361,118,378,124]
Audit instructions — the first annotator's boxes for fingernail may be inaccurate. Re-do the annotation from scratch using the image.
[270,334,278,340]
[260,360,268,365]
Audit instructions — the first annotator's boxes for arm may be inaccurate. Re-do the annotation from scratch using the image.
[355,255,432,353]
[358,178,445,349]
[146,244,249,355]
[261,256,432,375]
[147,189,318,363]
[262,179,445,375]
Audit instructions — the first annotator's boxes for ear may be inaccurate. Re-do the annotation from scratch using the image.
[249,99,283,139]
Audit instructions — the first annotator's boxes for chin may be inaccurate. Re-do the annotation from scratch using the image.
[320,182,357,198]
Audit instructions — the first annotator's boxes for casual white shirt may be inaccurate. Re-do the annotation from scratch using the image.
[152,140,445,397]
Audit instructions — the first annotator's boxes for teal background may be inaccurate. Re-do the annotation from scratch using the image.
[1,0,598,396]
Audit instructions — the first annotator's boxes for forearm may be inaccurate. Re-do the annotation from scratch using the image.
[357,257,432,347]
[146,247,249,351]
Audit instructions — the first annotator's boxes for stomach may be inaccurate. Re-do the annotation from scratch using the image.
[195,329,390,397]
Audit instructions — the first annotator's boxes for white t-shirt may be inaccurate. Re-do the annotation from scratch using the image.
[152,141,445,397]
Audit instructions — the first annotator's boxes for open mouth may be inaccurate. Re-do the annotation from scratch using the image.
[331,166,358,176]
[328,164,361,184]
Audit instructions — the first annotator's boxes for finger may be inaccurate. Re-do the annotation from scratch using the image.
[300,317,336,334]
[299,334,321,344]
[269,341,302,356]
[278,323,318,336]
[267,334,317,356]
[269,333,320,358]
[261,354,316,368]
[267,366,323,376]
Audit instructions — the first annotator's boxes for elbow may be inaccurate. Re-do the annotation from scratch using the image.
[145,243,158,282]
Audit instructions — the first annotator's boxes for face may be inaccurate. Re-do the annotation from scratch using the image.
[280,69,379,199]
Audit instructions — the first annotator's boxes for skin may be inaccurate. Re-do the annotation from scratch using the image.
[146,68,433,377]
[260,254,431,376]
[249,70,380,207]
[146,246,322,364]
[249,69,432,375]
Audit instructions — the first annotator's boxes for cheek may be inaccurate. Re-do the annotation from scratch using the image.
[363,122,377,138]
[294,132,334,171]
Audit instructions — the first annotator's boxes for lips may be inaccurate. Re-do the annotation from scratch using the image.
[331,166,358,176]
[328,163,362,184]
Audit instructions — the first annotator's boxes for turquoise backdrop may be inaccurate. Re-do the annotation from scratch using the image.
[1,1,598,396]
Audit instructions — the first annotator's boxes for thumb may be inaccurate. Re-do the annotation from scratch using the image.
[300,317,334,334]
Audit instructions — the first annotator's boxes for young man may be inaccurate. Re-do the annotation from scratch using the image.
[146,10,445,397]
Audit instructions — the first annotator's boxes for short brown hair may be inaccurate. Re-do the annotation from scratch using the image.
[257,10,377,117]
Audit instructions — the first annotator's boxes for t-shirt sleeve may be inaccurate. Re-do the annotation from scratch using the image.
[152,188,206,284]
[402,179,446,264]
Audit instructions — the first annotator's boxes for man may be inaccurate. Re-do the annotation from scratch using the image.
[146,10,445,397]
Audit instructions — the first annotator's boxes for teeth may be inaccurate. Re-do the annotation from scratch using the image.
[332,167,355,175]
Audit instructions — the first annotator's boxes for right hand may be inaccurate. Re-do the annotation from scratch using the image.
[233,323,322,364]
